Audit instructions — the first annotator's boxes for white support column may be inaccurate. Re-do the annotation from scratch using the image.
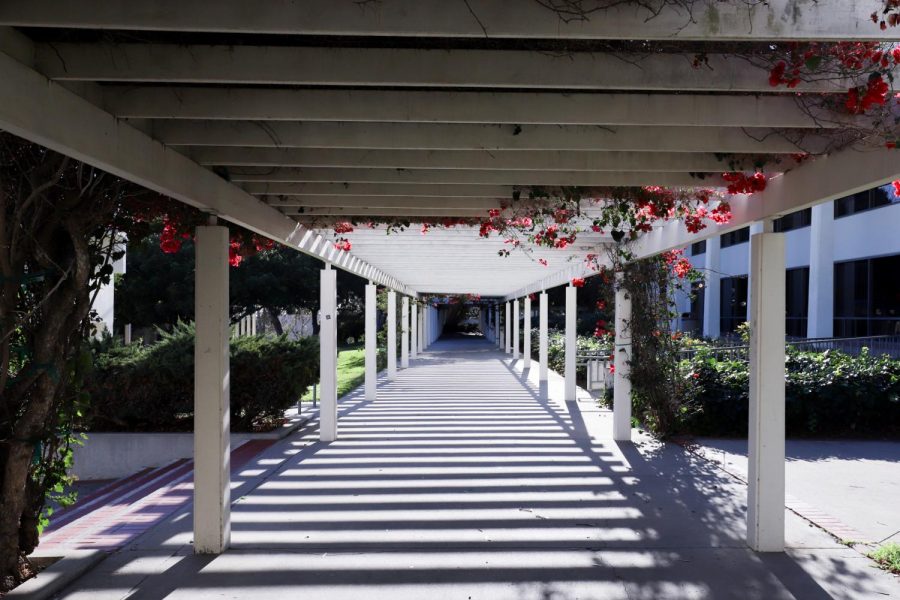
[513,298,521,359]
[401,296,410,368]
[746,221,765,321]
[418,306,425,353]
[539,292,549,381]
[807,202,834,338]
[410,301,418,359]
[387,290,397,380]
[423,305,429,349]
[523,295,532,369]
[564,285,577,401]
[365,282,377,400]
[613,275,633,441]
[702,235,722,339]
[495,304,501,348]
[505,301,511,354]
[747,224,786,552]
[193,223,231,554]
[319,265,338,442]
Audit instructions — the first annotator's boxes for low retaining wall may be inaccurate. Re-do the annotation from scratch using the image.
[70,412,308,480]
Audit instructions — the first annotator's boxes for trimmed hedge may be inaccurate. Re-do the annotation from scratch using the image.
[681,347,900,438]
[86,322,318,432]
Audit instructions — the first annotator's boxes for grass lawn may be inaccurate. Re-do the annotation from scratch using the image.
[301,345,369,403]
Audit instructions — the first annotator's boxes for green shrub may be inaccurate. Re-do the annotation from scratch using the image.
[85,322,318,432]
[678,347,900,437]
[529,328,609,386]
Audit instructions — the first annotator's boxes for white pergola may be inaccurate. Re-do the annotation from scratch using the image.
[1,0,898,559]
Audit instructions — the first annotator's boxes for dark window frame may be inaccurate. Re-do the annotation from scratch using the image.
[720,227,750,249]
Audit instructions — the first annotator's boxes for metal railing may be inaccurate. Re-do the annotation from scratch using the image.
[678,335,900,362]
[577,348,613,392]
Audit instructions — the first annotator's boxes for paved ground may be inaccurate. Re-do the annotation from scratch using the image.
[692,439,900,545]
[49,337,899,599]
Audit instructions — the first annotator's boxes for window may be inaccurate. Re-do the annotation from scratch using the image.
[720,227,750,248]
[680,281,705,336]
[717,269,810,338]
[834,254,900,336]
[774,208,812,233]
[834,184,900,218]
[785,267,809,338]
[720,276,748,334]
[690,240,706,256]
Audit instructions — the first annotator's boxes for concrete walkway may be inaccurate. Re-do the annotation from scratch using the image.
[691,439,900,545]
[51,336,898,599]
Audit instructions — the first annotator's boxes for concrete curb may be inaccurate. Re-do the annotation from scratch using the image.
[7,550,107,600]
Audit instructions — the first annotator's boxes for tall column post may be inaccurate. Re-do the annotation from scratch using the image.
[505,301,511,354]
[523,295,532,369]
[387,290,397,380]
[364,282,377,401]
[746,221,765,322]
[193,222,231,554]
[418,305,425,353]
[495,304,501,348]
[319,265,338,441]
[747,223,786,552]
[807,202,834,338]
[513,298,521,359]
[613,274,633,441]
[702,235,722,339]
[539,291,549,381]
[401,296,410,368]
[410,301,418,359]
[565,284,577,401]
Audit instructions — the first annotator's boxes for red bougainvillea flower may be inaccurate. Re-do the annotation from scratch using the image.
[228,241,243,267]
[333,238,352,252]
[722,172,767,195]
[596,299,606,310]
[159,221,183,254]
[892,180,900,197]
[673,257,693,279]
[333,221,354,234]
[571,277,586,288]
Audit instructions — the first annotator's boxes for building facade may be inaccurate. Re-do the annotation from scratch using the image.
[679,183,900,339]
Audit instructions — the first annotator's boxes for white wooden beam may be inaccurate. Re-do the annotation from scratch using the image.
[0,49,415,296]
[235,168,736,187]
[3,1,893,41]
[631,144,900,259]
[33,43,868,93]
[290,207,493,218]
[198,148,795,171]
[269,197,507,210]
[104,87,847,129]
[161,121,823,153]
[256,183,514,199]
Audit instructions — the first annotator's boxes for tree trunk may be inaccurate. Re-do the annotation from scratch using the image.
[267,307,284,335]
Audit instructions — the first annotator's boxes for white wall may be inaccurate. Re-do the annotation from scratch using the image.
[681,199,900,336]
[832,202,900,262]
[93,250,126,337]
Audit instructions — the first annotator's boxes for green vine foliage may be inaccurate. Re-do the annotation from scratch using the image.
[619,256,702,437]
